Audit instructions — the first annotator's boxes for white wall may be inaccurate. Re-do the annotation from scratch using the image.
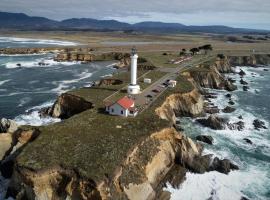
[108,103,128,117]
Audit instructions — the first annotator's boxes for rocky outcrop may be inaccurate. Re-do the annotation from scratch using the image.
[183,65,237,91]
[0,133,12,161]
[115,128,202,200]
[0,48,49,55]
[54,52,131,68]
[45,93,94,119]
[195,135,213,145]
[197,115,245,131]
[222,106,236,113]
[215,56,234,73]
[98,78,123,86]
[228,54,270,66]
[253,119,267,130]
[0,118,19,134]
[197,115,228,130]
[0,128,40,179]
[155,89,204,122]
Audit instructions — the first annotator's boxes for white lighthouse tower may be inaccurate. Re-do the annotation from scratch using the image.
[128,47,140,95]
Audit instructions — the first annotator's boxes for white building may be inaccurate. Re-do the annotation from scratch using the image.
[105,96,138,117]
[144,78,152,84]
[128,47,141,95]
[168,80,177,88]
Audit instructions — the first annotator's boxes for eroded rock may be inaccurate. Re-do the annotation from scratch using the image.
[222,106,236,113]
[243,138,252,145]
[196,135,214,145]
[47,93,94,119]
[0,118,19,133]
[253,119,267,130]
[197,115,228,130]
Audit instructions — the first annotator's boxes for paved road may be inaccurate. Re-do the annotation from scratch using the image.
[133,56,214,113]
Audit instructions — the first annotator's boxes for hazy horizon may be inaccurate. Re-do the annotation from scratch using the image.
[0,0,270,30]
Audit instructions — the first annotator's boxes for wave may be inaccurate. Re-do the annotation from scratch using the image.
[51,71,93,94]
[169,66,270,200]
[14,101,61,126]
[0,37,77,46]
[5,58,81,69]
[0,79,10,86]
[166,166,267,200]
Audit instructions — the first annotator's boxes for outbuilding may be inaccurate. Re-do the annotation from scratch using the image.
[168,80,177,88]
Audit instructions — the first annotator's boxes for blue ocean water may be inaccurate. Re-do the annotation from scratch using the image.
[0,37,116,125]
[167,66,270,200]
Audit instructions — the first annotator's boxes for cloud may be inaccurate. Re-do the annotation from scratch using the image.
[0,0,270,29]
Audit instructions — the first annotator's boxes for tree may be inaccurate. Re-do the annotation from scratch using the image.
[190,48,200,55]
[198,44,213,54]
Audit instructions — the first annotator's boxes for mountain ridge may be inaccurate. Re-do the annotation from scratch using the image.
[0,11,269,34]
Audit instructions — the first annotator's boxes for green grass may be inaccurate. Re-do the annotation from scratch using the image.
[17,68,194,184]
[138,70,168,90]
[140,52,181,68]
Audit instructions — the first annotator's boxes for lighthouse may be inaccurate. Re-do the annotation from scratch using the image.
[128,47,140,95]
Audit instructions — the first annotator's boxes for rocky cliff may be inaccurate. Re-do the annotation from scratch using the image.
[183,67,236,91]
[228,54,270,66]
[44,93,94,119]
[155,89,204,122]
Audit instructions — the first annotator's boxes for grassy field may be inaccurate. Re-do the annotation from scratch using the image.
[1,30,270,54]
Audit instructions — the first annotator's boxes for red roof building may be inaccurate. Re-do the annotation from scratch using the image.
[105,96,138,117]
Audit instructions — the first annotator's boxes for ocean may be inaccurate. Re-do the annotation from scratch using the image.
[166,66,270,200]
[0,37,117,126]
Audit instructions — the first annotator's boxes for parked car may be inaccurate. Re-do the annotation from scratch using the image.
[146,94,153,98]
[152,89,160,93]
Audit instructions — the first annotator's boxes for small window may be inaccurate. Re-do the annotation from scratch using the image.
[130,111,134,114]
[121,110,124,114]
[111,108,114,113]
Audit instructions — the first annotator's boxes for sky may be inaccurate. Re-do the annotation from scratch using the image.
[1,0,270,30]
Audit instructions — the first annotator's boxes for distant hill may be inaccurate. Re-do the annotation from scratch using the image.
[60,18,130,30]
[0,12,58,29]
[0,11,268,34]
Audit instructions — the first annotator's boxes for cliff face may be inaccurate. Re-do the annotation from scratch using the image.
[182,57,237,92]
[114,128,201,200]
[155,89,204,122]
[215,56,234,73]
[7,128,201,200]
[228,54,270,66]
[47,93,94,119]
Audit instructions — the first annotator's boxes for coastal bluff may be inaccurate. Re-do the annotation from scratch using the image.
[2,53,269,200]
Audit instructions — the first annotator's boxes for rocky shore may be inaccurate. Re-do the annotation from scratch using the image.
[0,53,269,200]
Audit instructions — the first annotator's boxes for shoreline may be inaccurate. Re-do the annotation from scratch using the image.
[165,64,270,199]
[0,47,268,198]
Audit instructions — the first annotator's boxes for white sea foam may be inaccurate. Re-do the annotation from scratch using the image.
[166,165,267,200]
[5,58,81,69]
[14,101,61,126]
[0,37,77,46]
[170,66,270,200]
[0,80,10,86]
[51,71,93,94]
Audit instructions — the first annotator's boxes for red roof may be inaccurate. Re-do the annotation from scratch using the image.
[117,96,134,109]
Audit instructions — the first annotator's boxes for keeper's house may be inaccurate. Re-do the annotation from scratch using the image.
[105,96,138,117]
